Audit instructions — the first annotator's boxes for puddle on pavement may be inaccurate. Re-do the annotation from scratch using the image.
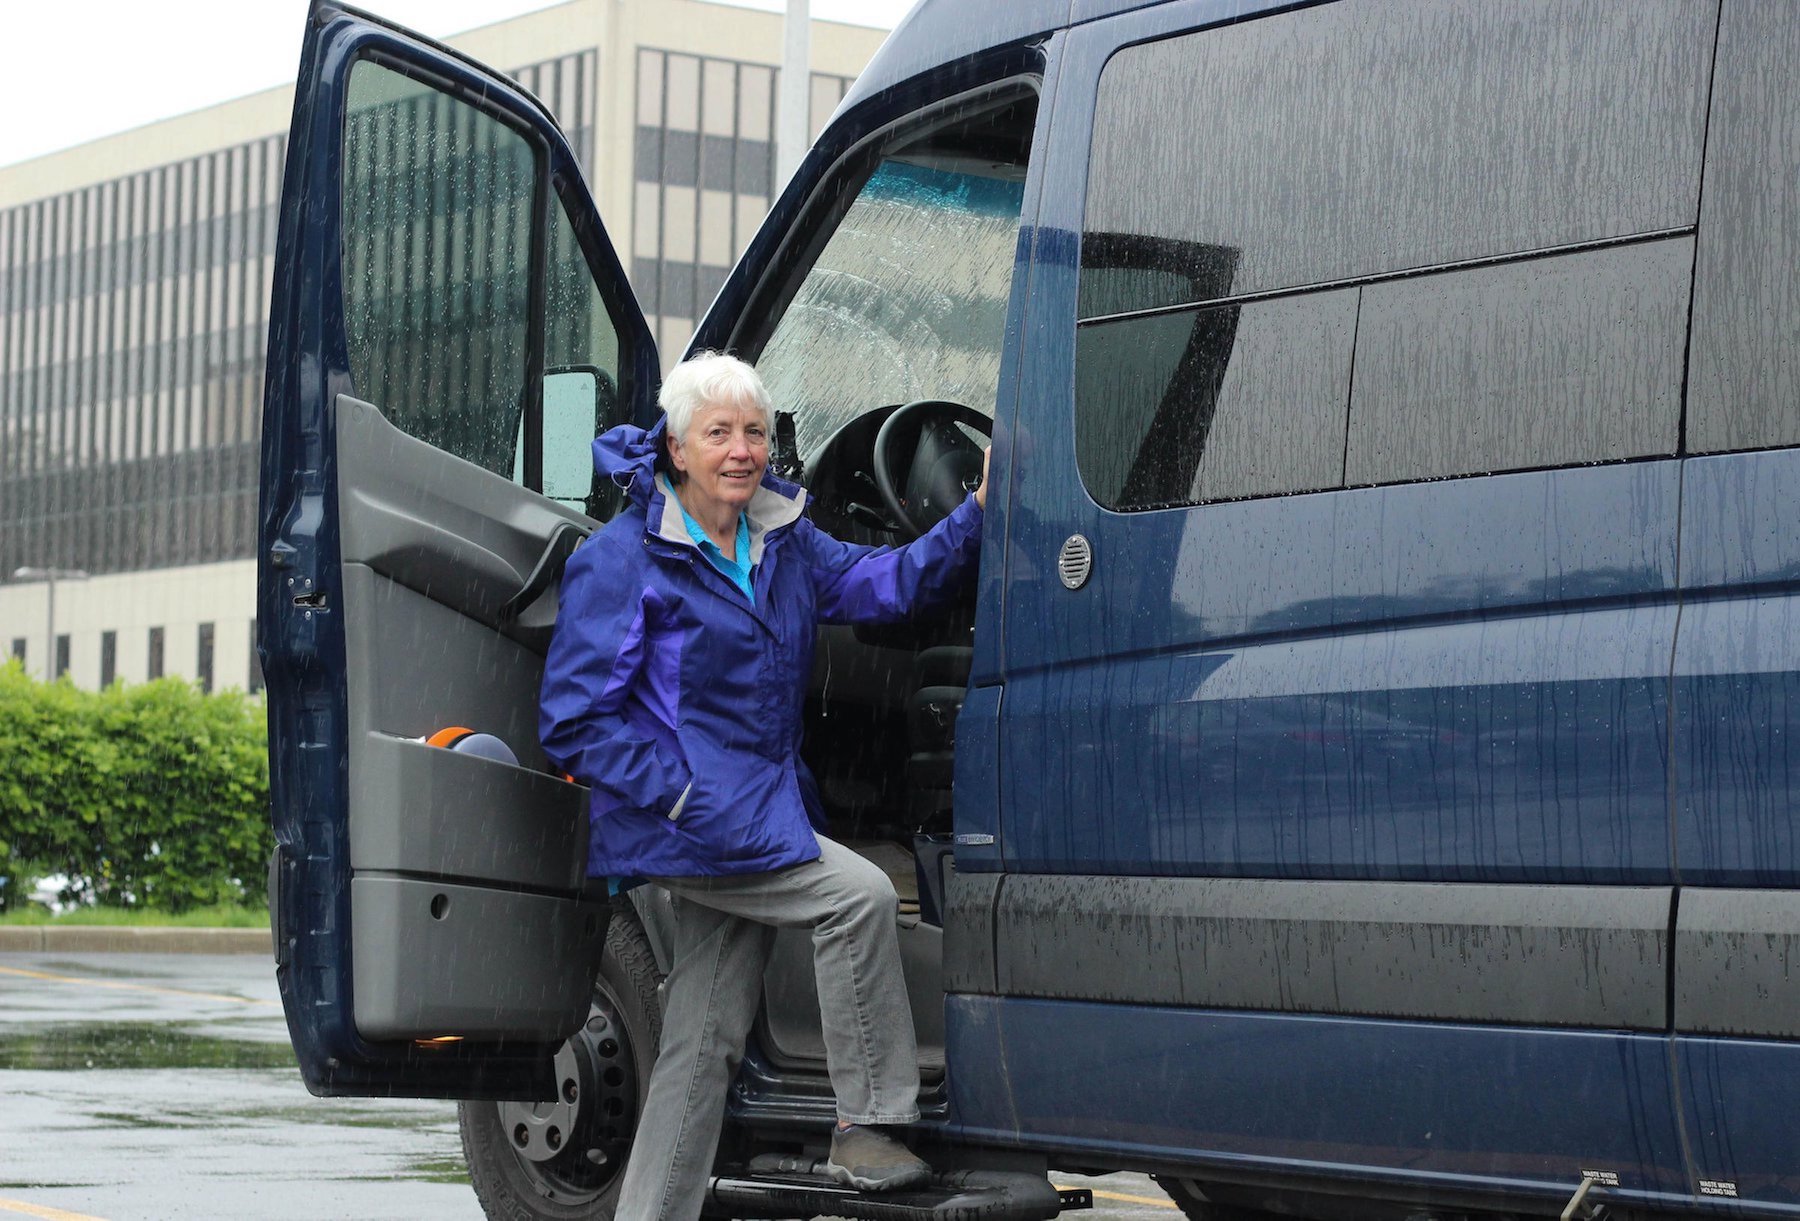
[0,1022,298,1070]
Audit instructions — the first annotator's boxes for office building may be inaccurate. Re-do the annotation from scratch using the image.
[0,0,887,691]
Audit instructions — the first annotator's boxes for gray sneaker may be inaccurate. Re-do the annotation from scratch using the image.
[825,1124,931,1192]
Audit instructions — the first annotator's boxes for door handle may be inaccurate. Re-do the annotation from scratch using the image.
[497,521,590,625]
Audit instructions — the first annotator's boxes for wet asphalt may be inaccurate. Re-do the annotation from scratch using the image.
[0,952,1176,1220]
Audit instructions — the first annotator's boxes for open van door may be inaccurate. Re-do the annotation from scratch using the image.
[258,1,657,1099]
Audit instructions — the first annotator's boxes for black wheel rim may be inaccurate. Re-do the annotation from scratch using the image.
[493,976,641,1204]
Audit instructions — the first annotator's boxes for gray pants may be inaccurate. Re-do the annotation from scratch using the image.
[615,835,921,1221]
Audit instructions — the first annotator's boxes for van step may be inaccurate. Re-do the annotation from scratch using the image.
[706,1160,1090,1220]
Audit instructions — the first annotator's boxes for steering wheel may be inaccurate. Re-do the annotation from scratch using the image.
[871,399,993,538]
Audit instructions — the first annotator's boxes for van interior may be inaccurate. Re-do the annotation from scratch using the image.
[728,82,1040,1088]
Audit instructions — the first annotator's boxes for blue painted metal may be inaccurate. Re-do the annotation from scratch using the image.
[1677,1036,1800,1214]
[1675,450,1800,886]
[947,0,1694,1210]
[838,0,1069,117]
[991,0,1681,883]
[947,995,1699,1214]
[258,0,653,1097]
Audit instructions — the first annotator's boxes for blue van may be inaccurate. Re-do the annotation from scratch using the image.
[258,1,1800,1217]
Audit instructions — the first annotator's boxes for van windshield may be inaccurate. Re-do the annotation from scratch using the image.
[754,94,1035,462]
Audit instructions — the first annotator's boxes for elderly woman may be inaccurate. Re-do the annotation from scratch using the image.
[540,352,987,1221]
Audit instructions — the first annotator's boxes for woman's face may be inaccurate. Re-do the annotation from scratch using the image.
[669,395,769,517]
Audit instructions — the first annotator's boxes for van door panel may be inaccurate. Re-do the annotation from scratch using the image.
[960,0,1691,1197]
[337,395,586,641]
[261,3,652,1098]
[1001,469,1681,882]
[947,997,1694,1212]
[1666,7,1800,1207]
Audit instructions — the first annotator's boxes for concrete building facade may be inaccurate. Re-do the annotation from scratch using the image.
[0,0,887,692]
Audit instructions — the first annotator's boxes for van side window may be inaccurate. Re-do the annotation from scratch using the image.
[342,62,534,477]
[1075,291,1355,509]
[340,62,623,488]
[1074,0,1711,510]
[1344,241,1688,486]
[1686,2,1800,453]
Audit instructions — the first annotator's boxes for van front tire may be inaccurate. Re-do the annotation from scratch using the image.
[459,902,663,1220]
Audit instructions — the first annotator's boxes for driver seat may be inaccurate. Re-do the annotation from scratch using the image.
[905,644,972,829]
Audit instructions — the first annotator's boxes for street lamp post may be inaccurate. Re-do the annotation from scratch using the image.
[10,567,91,682]
[777,0,811,189]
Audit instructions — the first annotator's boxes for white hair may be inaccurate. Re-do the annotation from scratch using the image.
[658,351,774,442]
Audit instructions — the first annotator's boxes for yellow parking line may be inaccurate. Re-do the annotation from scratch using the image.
[0,1198,108,1220]
[1091,1189,1178,1209]
[0,964,275,1007]
[1055,1184,1179,1210]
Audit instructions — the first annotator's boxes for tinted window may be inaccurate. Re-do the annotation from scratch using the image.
[1345,241,1689,486]
[1083,0,1714,317]
[1076,289,1356,509]
[100,630,116,689]
[147,626,164,680]
[1686,0,1800,453]
[341,62,536,478]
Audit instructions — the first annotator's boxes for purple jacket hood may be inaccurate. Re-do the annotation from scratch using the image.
[592,420,666,508]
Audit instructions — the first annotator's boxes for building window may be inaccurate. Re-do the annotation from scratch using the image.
[9,638,23,664]
[54,634,70,680]
[632,48,855,365]
[147,626,164,680]
[100,630,117,688]
[247,619,264,695]
[197,622,214,694]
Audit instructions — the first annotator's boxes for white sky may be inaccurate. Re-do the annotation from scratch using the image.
[0,0,913,170]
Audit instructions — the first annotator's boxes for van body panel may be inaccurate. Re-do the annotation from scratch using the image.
[954,0,1703,1204]
[839,0,1070,114]
[1675,889,1800,1038]
[1675,452,1800,887]
[1000,591,1678,881]
[946,996,1695,1210]
[1677,1037,1800,1213]
[984,876,1669,1029]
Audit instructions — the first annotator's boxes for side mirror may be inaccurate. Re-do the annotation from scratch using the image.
[518,365,618,514]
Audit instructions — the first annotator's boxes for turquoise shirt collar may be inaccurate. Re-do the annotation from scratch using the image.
[675,497,755,603]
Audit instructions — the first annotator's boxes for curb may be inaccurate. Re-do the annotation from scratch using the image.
[0,926,271,955]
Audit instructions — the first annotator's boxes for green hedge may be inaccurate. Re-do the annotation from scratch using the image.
[0,660,271,913]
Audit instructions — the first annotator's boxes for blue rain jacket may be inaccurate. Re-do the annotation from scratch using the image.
[540,421,984,878]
